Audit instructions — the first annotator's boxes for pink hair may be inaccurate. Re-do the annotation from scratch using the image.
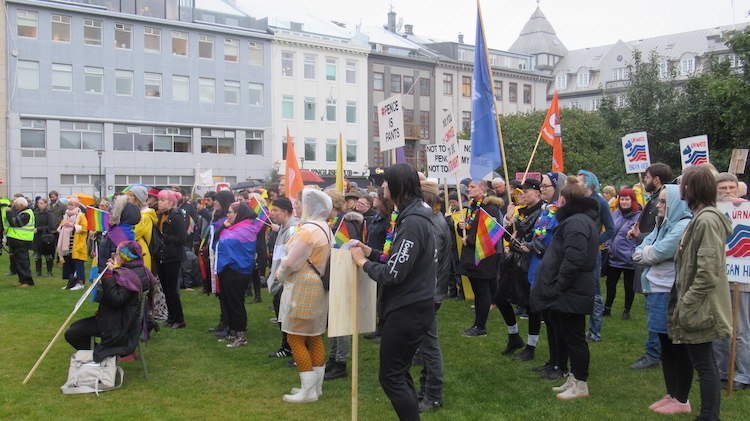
[158,190,178,207]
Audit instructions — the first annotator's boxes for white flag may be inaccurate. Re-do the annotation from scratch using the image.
[195,168,213,187]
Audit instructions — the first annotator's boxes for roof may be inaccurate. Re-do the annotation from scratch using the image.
[195,0,246,16]
[625,23,746,60]
[235,1,356,41]
[509,6,568,57]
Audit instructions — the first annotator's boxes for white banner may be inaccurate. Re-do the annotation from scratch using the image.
[719,202,750,284]
[457,139,492,181]
[377,95,405,152]
[438,108,461,176]
[679,135,709,170]
[195,168,213,187]
[621,132,652,174]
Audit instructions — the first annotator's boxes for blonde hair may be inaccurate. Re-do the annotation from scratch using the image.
[324,188,346,212]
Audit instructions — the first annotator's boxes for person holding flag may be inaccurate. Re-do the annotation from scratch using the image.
[246,192,269,305]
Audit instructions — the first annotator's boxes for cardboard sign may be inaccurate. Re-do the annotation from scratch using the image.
[327,249,377,337]
[426,144,454,178]
[457,139,492,181]
[621,132,652,174]
[719,202,750,284]
[438,108,461,176]
[214,182,230,192]
[515,172,541,182]
[377,95,405,152]
[729,149,748,174]
[679,135,710,170]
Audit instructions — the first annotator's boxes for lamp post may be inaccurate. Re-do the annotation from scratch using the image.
[97,150,103,199]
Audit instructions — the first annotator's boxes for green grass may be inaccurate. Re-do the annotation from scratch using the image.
[0,261,746,420]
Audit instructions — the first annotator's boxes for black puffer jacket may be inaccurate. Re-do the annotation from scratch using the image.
[530,196,599,314]
[159,207,187,264]
[458,196,503,279]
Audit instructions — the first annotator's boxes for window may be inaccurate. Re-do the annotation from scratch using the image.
[326,58,336,81]
[304,97,317,120]
[154,126,191,153]
[493,80,503,100]
[659,61,670,79]
[17,61,39,90]
[115,23,132,49]
[420,78,430,96]
[373,106,379,136]
[248,42,263,65]
[21,119,46,150]
[224,38,239,62]
[509,83,517,102]
[51,63,72,91]
[115,70,133,96]
[84,67,103,93]
[420,111,430,139]
[681,58,695,75]
[403,76,414,94]
[555,73,567,90]
[224,80,240,104]
[60,122,103,150]
[304,54,316,79]
[443,74,453,95]
[282,52,294,77]
[172,31,188,56]
[612,67,629,81]
[462,76,472,97]
[199,35,213,59]
[17,10,38,38]
[616,95,627,107]
[144,72,161,97]
[114,125,191,152]
[590,98,602,111]
[326,99,336,122]
[199,78,215,102]
[462,111,471,131]
[83,19,102,46]
[403,109,414,125]
[346,60,356,83]
[373,72,384,91]
[172,75,189,101]
[326,139,337,161]
[201,129,234,154]
[51,14,71,42]
[248,83,263,106]
[144,27,161,53]
[246,131,263,155]
[282,95,294,119]
[346,101,357,123]
[523,84,532,104]
[391,74,401,93]
[304,138,316,161]
[577,72,589,88]
[346,140,357,163]
[569,100,580,109]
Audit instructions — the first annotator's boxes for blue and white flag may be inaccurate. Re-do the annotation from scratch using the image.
[470,5,501,182]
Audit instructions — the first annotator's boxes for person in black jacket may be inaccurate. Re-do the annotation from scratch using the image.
[352,163,436,421]
[32,198,56,277]
[363,187,394,342]
[157,190,187,329]
[530,178,599,400]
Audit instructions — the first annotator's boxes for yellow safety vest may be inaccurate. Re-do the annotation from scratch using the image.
[4,208,35,241]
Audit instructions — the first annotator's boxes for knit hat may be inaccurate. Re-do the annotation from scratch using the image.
[546,172,560,188]
[420,180,439,196]
[129,186,148,204]
[273,197,294,214]
[117,240,143,263]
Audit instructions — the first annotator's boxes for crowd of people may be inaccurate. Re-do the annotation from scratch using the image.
[3,161,749,421]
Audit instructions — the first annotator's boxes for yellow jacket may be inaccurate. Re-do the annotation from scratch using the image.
[135,207,158,271]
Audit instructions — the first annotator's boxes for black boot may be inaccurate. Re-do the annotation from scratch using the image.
[501,333,525,355]
[324,361,348,380]
[603,307,612,317]
[46,258,54,277]
[35,259,42,277]
[513,345,535,361]
[66,274,77,290]
[324,357,336,372]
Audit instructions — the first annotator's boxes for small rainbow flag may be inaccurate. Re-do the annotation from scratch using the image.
[333,219,351,249]
[475,208,505,265]
[86,206,110,232]
[248,196,269,223]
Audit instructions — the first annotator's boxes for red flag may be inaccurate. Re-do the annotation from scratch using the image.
[285,127,304,201]
[540,91,564,172]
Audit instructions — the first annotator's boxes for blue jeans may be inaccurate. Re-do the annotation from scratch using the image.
[645,293,667,360]
[588,253,603,340]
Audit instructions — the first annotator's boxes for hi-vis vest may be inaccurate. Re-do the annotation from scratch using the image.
[4,208,35,241]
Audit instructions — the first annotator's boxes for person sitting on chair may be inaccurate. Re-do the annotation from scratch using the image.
[65,241,155,362]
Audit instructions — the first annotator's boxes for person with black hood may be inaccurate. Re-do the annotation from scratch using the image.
[205,190,234,336]
[531,177,599,400]
[32,197,56,277]
[156,189,187,329]
[363,187,394,342]
[351,163,436,421]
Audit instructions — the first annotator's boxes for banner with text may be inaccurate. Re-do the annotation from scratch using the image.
[621,132,652,174]
[679,135,710,170]
[457,139,491,181]
[719,202,750,284]
[377,95,405,152]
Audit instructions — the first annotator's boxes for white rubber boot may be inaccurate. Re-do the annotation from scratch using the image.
[556,376,589,400]
[283,371,318,403]
[290,366,325,396]
[552,373,573,392]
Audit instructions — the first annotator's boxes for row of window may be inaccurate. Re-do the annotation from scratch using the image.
[439,74,532,103]
[281,52,357,83]
[281,96,358,123]
[567,96,624,111]
[19,119,265,156]
[373,73,430,95]
[282,138,358,163]
[16,10,263,64]
[556,58,700,91]
[16,61,264,105]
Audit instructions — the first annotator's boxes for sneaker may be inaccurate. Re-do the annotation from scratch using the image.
[541,368,566,380]
[552,374,574,392]
[61,285,69,290]
[532,362,554,373]
[227,332,247,348]
[556,377,589,400]
[268,348,293,358]
[584,332,601,343]
[418,399,443,413]
[722,381,750,391]
[653,399,691,414]
[648,395,674,410]
[269,317,278,323]
[603,307,611,317]
[70,283,84,291]
[621,310,631,320]
[630,356,659,370]
[513,346,535,361]
[285,360,297,368]
[218,332,237,343]
[461,326,487,337]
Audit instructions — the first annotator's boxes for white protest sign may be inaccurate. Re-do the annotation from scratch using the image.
[679,135,709,170]
[377,94,405,152]
[719,202,750,284]
[455,139,493,181]
[621,132,652,174]
[426,144,452,178]
[439,109,461,175]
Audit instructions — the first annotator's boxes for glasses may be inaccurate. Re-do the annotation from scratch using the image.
[540,184,554,189]
[356,201,369,206]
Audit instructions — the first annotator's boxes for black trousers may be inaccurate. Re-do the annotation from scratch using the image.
[65,316,99,350]
[550,313,588,381]
[219,267,251,332]
[380,298,434,421]
[468,277,492,329]
[159,260,184,323]
[686,342,722,421]
[273,287,290,351]
[543,310,568,371]
[604,266,635,311]
[8,238,33,285]
[657,333,692,403]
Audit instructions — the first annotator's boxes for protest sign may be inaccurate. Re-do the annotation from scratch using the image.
[679,135,709,170]
[621,132,651,174]
[377,95,405,152]
[720,202,750,284]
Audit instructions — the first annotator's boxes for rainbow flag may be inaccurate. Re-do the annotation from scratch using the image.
[333,219,351,249]
[86,206,110,232]
[475,208,504,265]
[248,196,269,223]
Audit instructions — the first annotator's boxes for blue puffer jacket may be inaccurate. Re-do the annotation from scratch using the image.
[606,209,641,269]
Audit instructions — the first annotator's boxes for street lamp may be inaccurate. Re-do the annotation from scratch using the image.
[97,150,103,198]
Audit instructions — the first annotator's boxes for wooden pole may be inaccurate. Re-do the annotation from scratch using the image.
[456,174,467,239]
[521,131,544,184]
[637,172,647,204]
[350,257,359,420]
[443,178,450,214]
[727,283,740,396]
[23,267,110,384]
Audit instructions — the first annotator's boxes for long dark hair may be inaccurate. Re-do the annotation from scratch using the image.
[384,163,422,211]
[375,187,394,218]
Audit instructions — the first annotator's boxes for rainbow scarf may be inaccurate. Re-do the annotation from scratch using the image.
[86,206,110,232]
[333,219,351,248]
[475,208,505,265]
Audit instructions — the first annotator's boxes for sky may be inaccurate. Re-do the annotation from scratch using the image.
[239,0,750,50]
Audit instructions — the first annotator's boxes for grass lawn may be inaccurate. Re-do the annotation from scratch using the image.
[0,260,746,420]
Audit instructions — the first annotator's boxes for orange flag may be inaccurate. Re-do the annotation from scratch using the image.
[540,91,564,172]
[285,127,304,200]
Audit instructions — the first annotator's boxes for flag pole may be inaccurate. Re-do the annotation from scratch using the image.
[521,132,544,184]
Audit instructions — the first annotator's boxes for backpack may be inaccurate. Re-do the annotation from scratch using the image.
[60,350,123,395]
[303,222,332,291]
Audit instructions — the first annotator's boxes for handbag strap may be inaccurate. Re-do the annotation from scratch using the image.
[301,222,331,280]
